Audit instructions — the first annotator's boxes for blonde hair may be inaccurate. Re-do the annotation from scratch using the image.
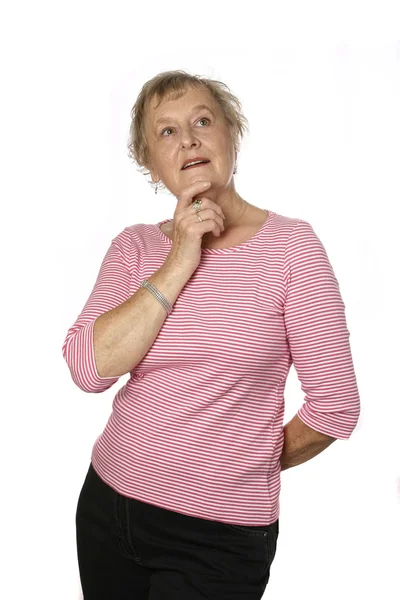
[127,70,249,192]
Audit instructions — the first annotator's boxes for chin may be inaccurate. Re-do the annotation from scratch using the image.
[180,173,214,187]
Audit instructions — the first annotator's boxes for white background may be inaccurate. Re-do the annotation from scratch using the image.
[1,1,399,598]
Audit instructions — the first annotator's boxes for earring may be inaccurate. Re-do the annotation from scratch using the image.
[155,181,159,195]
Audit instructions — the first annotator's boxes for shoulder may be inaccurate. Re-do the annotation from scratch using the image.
[269,211,314,245]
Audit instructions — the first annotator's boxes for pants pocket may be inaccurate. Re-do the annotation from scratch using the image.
[115,492,142,563]
[221,518,278,539]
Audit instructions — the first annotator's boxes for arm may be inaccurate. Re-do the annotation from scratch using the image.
[62,227,193,393]
[280,414,336,471]
[282,220,360,450]
[93,257,192,379]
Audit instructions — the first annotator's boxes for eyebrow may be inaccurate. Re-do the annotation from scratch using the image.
[154,104,215,129]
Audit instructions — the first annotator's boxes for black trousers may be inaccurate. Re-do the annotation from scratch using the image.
[76,462,279,599]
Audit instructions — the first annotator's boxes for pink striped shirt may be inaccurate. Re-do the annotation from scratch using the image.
[62,209,360,526]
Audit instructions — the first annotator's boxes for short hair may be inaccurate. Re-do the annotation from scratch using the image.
[126,70,249,192]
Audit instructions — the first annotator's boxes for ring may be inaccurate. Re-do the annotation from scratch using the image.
[192,199,202,212]
[192,198,203,222]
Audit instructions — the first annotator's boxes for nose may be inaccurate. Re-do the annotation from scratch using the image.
[179,127,200,149]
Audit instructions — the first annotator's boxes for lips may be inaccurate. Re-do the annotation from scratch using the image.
[181,157,210,170]
[182,162,210,170]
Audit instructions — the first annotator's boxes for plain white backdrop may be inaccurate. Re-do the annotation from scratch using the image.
[1,1,399,598]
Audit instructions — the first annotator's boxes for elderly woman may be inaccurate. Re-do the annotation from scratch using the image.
[63,70,360,599]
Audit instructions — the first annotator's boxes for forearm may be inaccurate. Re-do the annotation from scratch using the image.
[280,414,336,471]
[93,257,193,378]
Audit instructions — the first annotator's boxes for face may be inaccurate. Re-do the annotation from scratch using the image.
[144,85,237,196]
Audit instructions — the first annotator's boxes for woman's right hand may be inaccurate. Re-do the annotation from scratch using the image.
[166,180,226,274]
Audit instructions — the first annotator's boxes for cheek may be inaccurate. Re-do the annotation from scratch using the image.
[159,150,173,165]
[218,135,234,156]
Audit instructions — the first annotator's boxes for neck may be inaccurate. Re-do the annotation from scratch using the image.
[197,181,249,227]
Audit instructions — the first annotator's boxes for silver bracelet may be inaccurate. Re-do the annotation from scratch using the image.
[140,279,173,315]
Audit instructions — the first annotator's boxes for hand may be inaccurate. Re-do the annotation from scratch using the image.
[166,180,226,273]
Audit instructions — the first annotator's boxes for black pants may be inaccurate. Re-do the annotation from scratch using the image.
[76,463,279,599]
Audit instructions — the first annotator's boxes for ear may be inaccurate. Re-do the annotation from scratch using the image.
[142,138,160,182]
[149,167,160,183]
[144,158,160,184]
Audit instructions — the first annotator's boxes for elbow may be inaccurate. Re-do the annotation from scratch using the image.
[64,360,117,393]
[62,323,119,393]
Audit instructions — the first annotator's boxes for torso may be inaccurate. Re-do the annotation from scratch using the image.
[160,207,269,250]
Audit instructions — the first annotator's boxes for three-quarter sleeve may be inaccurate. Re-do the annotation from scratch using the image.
[62,228,133,393]
[283,220,360,440]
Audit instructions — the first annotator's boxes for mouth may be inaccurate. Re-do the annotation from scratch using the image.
[181,160,211,171]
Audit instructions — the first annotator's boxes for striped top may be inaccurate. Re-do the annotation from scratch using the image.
[62,209,360,526]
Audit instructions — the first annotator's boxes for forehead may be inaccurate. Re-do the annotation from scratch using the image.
[147,85,219,126]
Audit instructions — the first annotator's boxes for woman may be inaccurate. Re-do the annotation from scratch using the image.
[62,70,360,599]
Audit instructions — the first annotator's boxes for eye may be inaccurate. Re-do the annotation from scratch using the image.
[161,127,174,137]
[161,117,210,137]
